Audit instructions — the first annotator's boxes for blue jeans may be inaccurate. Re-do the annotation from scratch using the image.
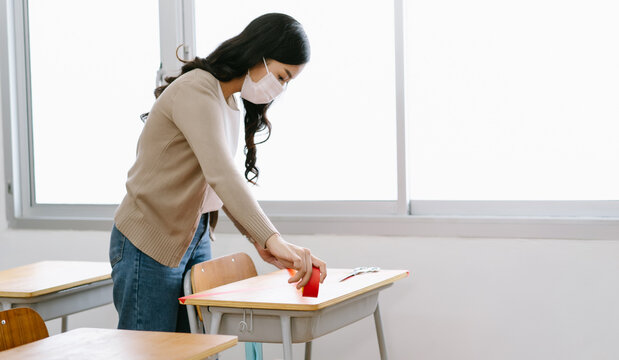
[109,213,212,332]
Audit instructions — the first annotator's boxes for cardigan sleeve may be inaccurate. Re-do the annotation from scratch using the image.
[222,206,254,242]
[170,82,277,248]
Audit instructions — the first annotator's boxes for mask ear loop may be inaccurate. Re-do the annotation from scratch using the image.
[262,57,287,89]
[246,57,270,78]
[262,57,270,73]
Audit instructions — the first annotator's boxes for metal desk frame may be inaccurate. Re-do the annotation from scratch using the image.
[184,270,391,360]
[0,278,113,332]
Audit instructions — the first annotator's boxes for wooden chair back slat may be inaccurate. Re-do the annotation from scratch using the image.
[0,308,49,351]
[191,252,257,321]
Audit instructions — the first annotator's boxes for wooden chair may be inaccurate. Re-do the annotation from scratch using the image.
[183,252,258,334]
[183,252,260,359]
[0,308,49,351]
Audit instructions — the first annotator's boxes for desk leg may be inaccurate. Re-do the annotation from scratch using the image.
[61,316,68,333]
[280,315,293,360]
[209,311,222,334]
[207,311,223,360]
[374,304,388,360]
[304,341,312,360]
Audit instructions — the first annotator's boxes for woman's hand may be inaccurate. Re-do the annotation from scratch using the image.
[264,234,327,289]
[251,240,286,269]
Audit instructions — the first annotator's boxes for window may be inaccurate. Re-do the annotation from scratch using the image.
[2,0,618,238]
[195,0,398,203]
[28,0,158,205]
[405,0,619,217]
[1,0,187,225]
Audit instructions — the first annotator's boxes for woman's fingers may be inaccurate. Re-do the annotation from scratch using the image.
[285,247,313,288]
[265,234,327,288]
[311,255,327,283]
[294,248,313,289]
[287,252,305,284]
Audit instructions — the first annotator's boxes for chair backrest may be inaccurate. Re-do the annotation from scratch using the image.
[191,252,257,321]
[0,308,49,351]
[191,252,258,293]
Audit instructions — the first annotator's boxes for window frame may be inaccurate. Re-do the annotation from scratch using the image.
[1,0,197,228]
[2,0,619,239]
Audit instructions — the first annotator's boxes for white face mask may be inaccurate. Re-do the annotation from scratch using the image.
[240,58,285,104]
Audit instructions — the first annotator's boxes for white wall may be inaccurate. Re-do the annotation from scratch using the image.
[2,229,619,360]
[2,111,619,359]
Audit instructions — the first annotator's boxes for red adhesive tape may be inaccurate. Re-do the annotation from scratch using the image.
[302,266,320,298]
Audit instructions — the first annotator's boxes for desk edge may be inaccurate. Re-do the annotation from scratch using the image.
[0,275,112,298]
[182,270,409,311]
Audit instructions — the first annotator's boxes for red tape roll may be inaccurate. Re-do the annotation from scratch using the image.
[302,266,320,298]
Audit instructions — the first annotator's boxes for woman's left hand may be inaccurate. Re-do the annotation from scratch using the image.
[252,240,286,269]
[264,234,327,288]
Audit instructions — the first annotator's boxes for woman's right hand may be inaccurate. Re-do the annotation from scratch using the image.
[264,234,327,289]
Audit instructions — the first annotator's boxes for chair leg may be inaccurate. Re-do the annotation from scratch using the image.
[183,271,201,334]
[209,311,222,334]
[206,311,223,360]
[374,304,388,360]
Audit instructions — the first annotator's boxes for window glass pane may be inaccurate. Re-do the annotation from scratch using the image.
[29,0,159,204]
[406,0,619,200]
[195,1,397,201]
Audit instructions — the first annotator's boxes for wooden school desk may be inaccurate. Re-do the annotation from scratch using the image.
[0,327,237,360]
[180,268,409,360]
[0,261,112,332]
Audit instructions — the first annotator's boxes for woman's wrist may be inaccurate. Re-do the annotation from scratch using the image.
[265,233,281,249]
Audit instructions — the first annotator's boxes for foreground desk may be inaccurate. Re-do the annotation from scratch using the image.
[0,327,237,360]
[181,268,408,360]
[0,261,112,332]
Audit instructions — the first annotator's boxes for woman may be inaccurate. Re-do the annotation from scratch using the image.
[109,13,326,332]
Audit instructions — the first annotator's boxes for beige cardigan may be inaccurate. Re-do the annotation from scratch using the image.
[114,69,278,267]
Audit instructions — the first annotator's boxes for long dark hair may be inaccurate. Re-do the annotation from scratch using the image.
[144,13,310,184]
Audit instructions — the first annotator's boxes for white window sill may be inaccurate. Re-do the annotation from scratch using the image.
[8,214,619,240]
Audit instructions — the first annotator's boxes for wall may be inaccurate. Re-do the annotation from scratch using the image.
[2,228,619,360]
[1,103,619,360]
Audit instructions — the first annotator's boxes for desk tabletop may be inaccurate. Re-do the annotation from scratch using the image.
[180,268,409,311]
[0,327,237,360]
[0,261,111,298]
